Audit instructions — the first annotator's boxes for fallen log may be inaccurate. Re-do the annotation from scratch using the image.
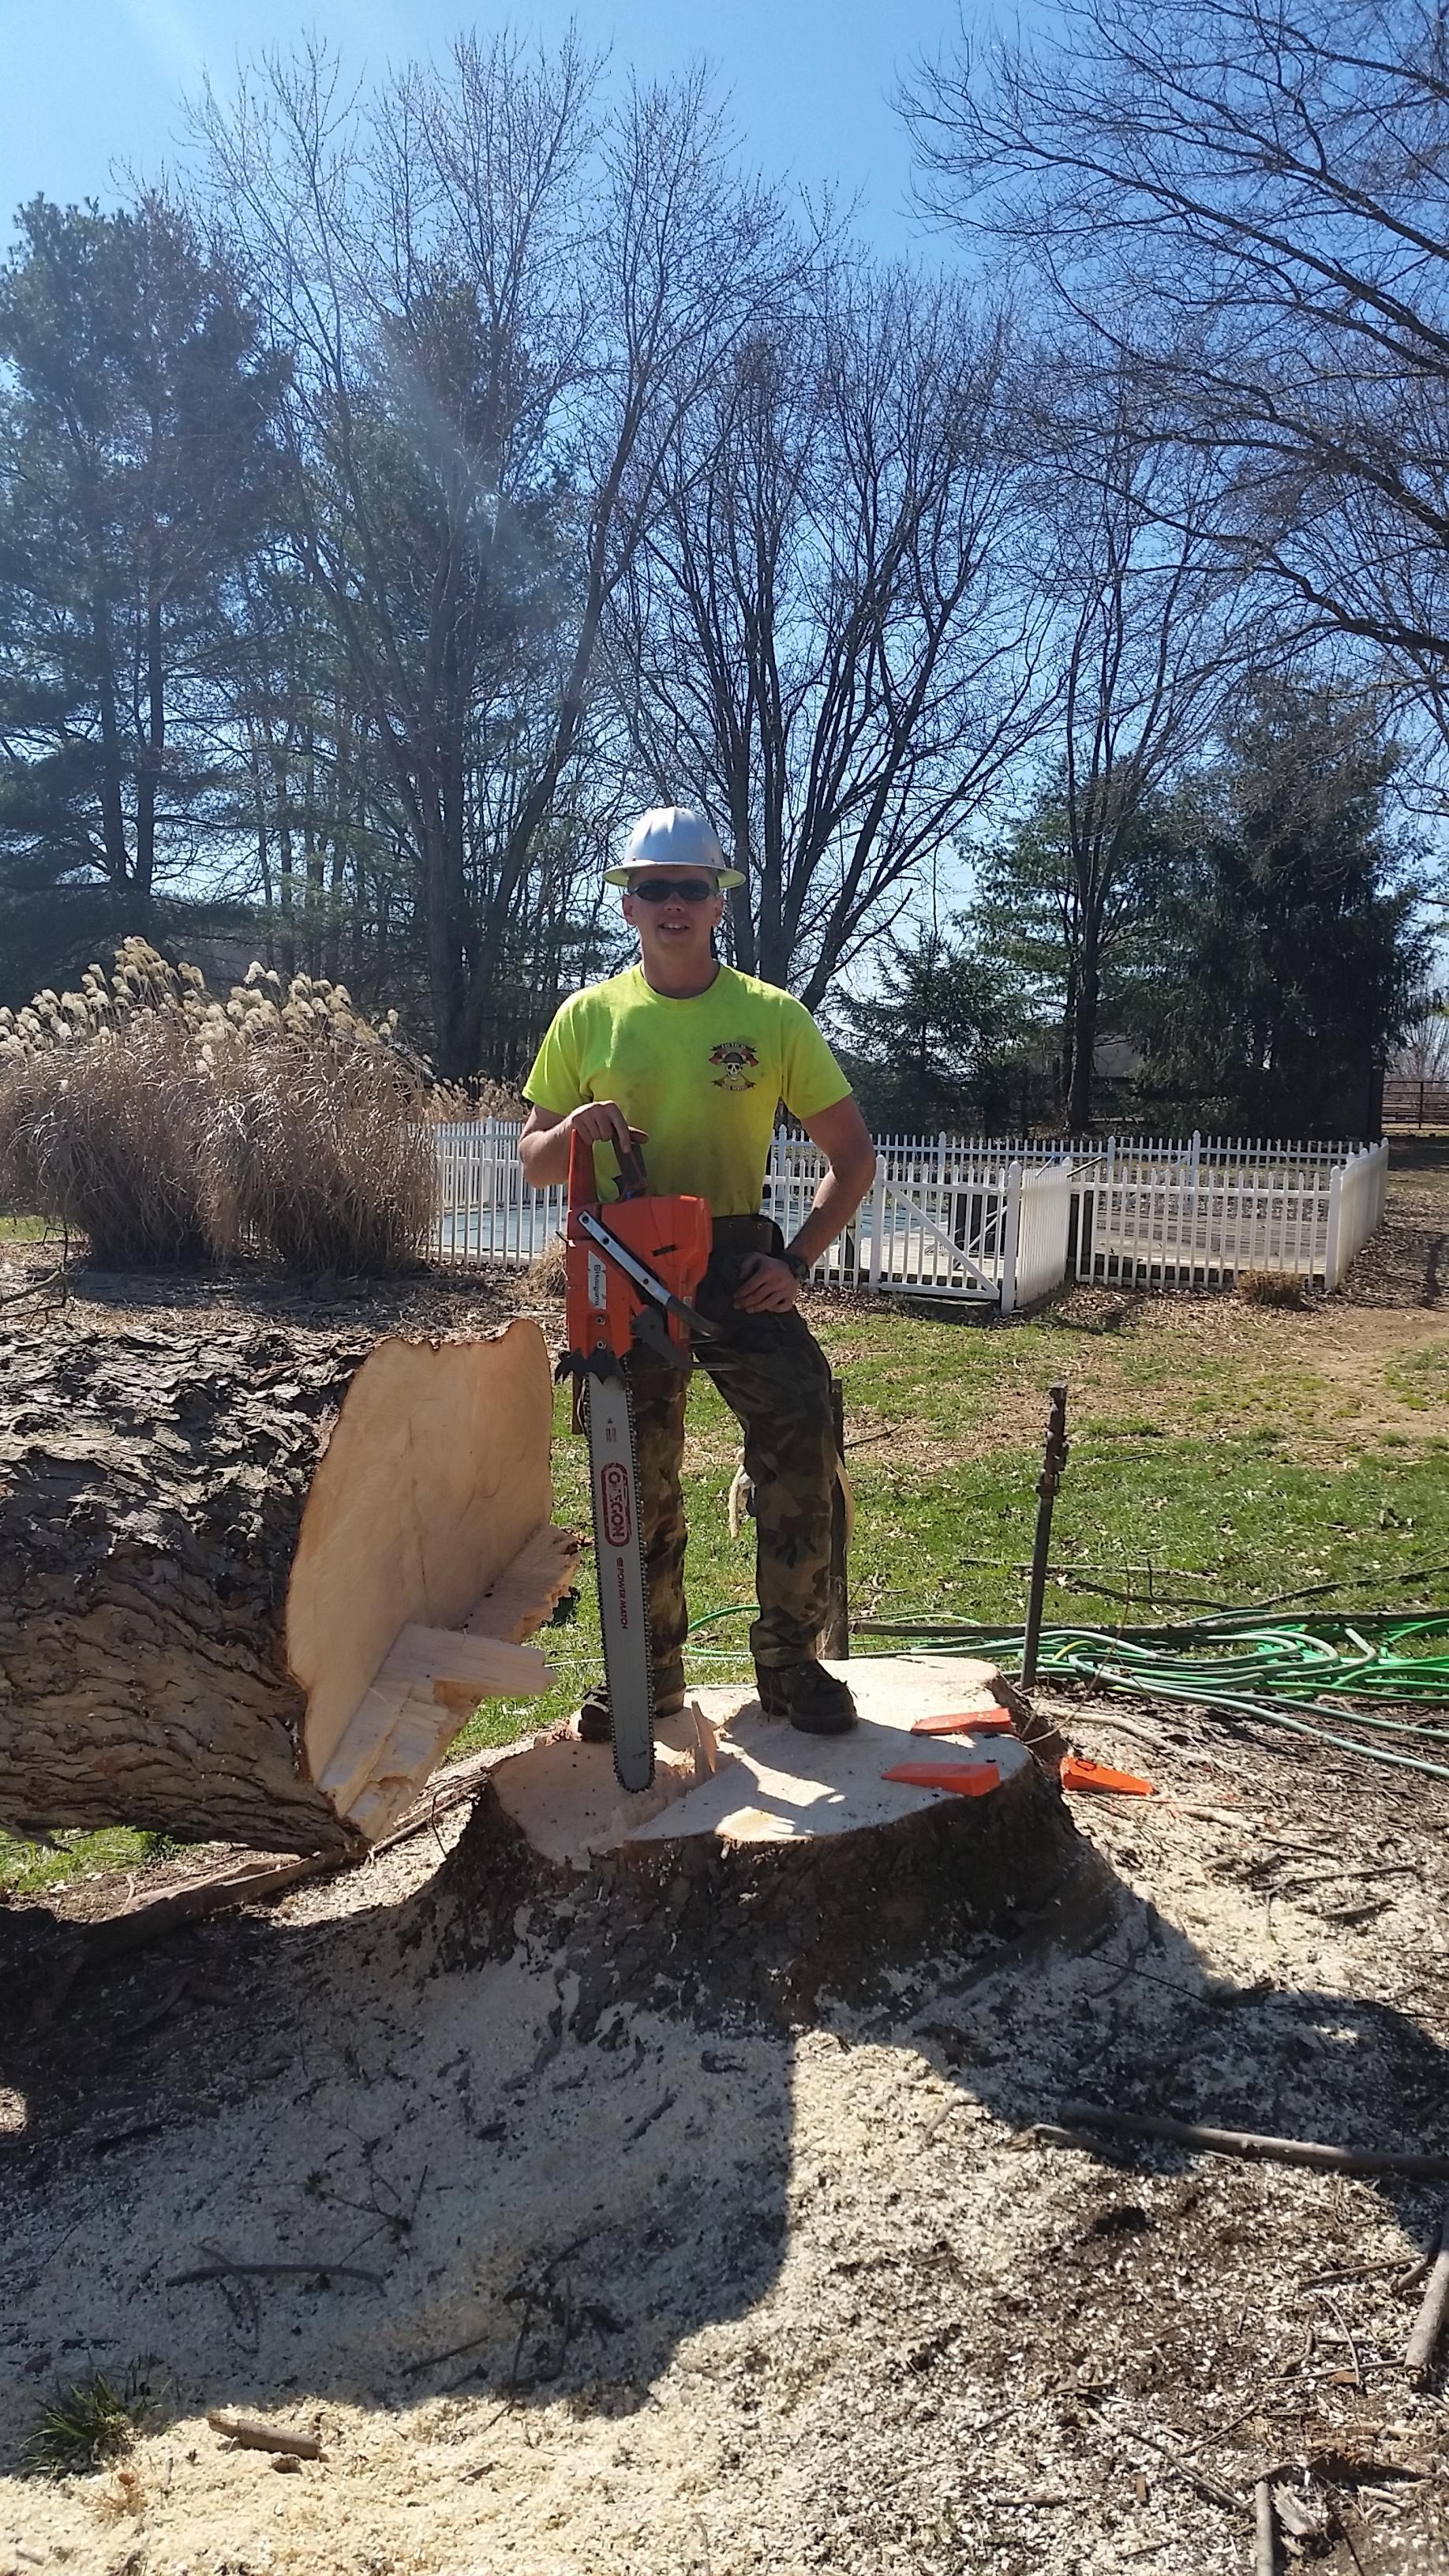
[0,1317,579,1853]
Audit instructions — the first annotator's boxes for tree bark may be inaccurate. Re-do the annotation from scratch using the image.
[0,1316,561,1857]
[1067,936,1100,1133]
[0,1321,373,1855]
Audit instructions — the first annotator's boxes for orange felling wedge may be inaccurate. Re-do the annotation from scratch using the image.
[911,1708,1016,1736]
[882,1758,1001,1796]
[1060,1752,1154,1797]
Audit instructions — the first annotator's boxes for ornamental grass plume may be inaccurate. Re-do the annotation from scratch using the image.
[0,952,212,1264]
[202,1026,435,1277]
[0,941,435,1275]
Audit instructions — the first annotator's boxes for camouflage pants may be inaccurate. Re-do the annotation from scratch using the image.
[625,1215,837,1690]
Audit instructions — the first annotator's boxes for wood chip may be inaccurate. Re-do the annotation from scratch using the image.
[208,2410,322,2458]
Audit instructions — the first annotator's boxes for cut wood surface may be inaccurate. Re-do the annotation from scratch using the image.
[289,1327,553,1786]
[0,1316,565,1854]
[492,1658,1034,1870]
[315,1618,556,1840]
[466,1523,582,1644]
[469,1657,1078,2011]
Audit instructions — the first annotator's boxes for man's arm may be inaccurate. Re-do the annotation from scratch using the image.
[735,1095,878,1314]
[518,1099,644,1190]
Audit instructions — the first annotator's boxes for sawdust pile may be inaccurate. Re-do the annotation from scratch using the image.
[2,1713,1449,2575]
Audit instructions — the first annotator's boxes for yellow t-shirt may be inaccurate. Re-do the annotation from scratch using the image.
[523,964,852,1213]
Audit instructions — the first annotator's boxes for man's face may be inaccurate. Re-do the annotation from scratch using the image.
[620,870,725,968]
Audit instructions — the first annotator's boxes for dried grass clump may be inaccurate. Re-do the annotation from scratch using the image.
[205,1043,434,1276]
[0,941,431,1275]
[425,1076,529,1122]
[522,1237,568,1302]
[0,962,213,1264]
[1237,1267,1308,1309]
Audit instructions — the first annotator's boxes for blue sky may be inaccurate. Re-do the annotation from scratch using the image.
[0,0,968,256]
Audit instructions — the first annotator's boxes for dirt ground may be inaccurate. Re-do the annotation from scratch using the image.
[2,1705,1448,2576]
[2,1141,1448,2574]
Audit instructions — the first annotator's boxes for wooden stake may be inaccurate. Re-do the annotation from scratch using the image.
[1405,2215,1449,2383]
[1054,2105,1449,2181]
[1254,2476,1278,2576]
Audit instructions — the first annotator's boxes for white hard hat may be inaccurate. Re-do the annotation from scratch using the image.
[605,805,744,889]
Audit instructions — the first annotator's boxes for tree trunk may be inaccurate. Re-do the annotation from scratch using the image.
[0,1318,570,1857]
[134,560,163,917]
[92,593,133,911]
[437,1657,1082,2024]
[1067,938,1100,1133]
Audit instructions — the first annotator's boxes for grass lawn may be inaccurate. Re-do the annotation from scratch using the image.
[447,1281,1449,1758]
[8,1153,1449,1893]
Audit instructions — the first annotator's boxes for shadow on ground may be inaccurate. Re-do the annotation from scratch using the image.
[1,1807,1446,2461]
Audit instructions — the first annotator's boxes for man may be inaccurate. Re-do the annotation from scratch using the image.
[520,806,877,1738]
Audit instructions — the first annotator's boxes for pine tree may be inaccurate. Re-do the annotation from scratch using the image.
[831,921,1035,1133]
[0,196,287,1002]
[1136,682,1430,1133]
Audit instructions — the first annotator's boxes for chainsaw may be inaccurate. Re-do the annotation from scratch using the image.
[559,1128,714,1792]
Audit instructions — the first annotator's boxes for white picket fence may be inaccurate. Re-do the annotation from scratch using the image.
[429,1121,1388,1305]
[1075,1138,1387,1289]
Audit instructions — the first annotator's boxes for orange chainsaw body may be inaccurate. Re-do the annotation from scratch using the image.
[564,1129,713,1377]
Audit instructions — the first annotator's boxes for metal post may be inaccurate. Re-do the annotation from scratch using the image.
[1021,1382,1069,1691]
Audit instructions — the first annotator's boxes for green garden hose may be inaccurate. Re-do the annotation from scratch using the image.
[683,1602,1449,1780]
[849,1611,1449,1780]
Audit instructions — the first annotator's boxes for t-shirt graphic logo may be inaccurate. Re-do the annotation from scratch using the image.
[709,1039,759,1091]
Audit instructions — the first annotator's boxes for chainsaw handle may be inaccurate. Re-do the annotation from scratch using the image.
[613,1136,648,1199]
[566,1123,648,1210]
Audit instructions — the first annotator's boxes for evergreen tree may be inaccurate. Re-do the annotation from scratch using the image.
[1136,683,1430,1133]
[0,195,287,1002]
[975,784,1180,1121]
[831,920,1035,1134]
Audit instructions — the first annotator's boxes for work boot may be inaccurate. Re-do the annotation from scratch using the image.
[756,1661,858,1735]
[576,1678,684,1743]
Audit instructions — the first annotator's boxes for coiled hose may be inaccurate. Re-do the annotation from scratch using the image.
[850,1610,1449,1781]
[684,1604,1449,1779]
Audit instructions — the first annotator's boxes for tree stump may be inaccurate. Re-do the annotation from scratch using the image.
[436,1657,1081,2020]
[0,1317,578,1855]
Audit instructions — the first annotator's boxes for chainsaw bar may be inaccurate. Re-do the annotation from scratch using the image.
[582,1370,656,1792]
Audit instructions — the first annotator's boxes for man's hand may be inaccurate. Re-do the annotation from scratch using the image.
[564,1101,645,1161]
[733,1252,799,1313]
[518,1100,647,1190]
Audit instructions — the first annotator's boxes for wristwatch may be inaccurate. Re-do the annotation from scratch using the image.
[781,1249,811,1282]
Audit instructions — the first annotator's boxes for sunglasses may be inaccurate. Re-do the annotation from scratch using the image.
[628,877,720,904]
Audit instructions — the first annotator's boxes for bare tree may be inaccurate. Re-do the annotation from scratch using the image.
[1032,365,1265,1125]
[903,0,1449,694]
[607,259,1054,1004]
[1392,988,1449,1085]
[196,38,792,1073]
